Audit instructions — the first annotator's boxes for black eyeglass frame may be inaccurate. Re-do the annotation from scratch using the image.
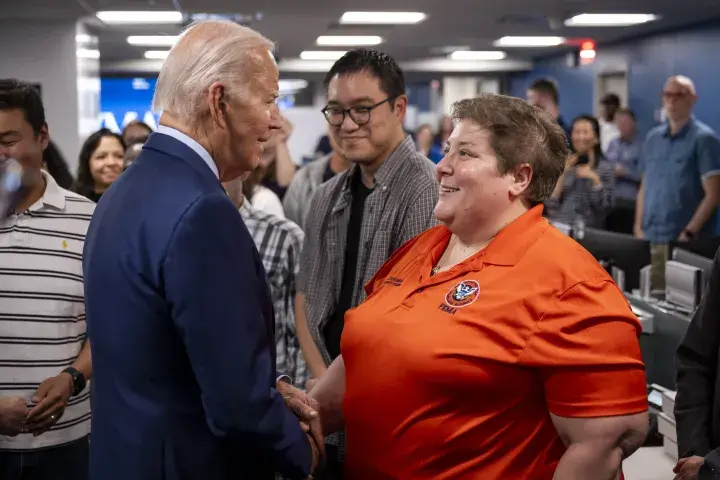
[321,97,396,126]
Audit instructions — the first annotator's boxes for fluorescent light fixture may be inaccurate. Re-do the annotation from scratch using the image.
[279,79,309,93]
[76,34,92,44]
[316,35,383,46]
[96,11,183,24]
[449,50,507,60]
[300,50,347,60]
[77,49,100,59]
[144,50,170,60]
[565,13,659,27]
[127,35,178,47]
[493,36,566,47]
[339,11,426,25]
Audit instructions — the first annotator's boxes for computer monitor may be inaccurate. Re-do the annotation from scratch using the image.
[575,228,651,292]
[672,247,714,290]
[668,236,720,260]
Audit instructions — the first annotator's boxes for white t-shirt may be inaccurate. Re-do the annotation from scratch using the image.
[599,119,620,154]
[251,185,285,218]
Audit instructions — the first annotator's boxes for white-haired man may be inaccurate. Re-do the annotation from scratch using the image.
[83,21,321,480]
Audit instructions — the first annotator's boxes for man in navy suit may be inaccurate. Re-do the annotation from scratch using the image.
[83,21,321,480]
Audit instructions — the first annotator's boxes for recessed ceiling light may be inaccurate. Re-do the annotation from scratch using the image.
[300,50,347,60]
[77,49,100,59]
[127,36,178,47]
[565,13,659,27]
[144,50,170,60]
[339,11,426,25]
[96,11,183,24]
[492,36,566,47]
[316,35,383,46]
[449,50,507,61]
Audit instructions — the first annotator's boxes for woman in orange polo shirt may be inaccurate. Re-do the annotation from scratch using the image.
[309,93,648,480]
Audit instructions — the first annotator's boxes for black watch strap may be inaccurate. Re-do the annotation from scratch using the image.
[62,367,86,396]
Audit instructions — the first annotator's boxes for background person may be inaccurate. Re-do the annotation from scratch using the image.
[546,115,614,229]
[72,128,125,202]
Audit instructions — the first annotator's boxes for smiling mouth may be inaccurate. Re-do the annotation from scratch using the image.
[440,185,460,193]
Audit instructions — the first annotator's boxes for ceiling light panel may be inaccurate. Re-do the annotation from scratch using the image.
[449,51,507,60]
[316,35,383,46]
[300,51,347,60]
[492,36,566,47]
[339,11,426,25]
[127,36,178,47]
[96,11,183,24]
[144,50,170,60]
[565,13,659,27]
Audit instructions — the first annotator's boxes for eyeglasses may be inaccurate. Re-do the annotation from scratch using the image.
[321,97,394,126]
[662,91,689,100]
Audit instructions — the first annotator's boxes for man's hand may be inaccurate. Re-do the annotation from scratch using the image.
[0,397,28,436]
[678,230,693,242]
[614,163,627,177]
[674,456,704,480]
[633,224,644,239]
[25,373,74,436]
[277,379,325,456]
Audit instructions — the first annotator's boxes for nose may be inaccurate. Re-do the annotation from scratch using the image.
[435,153,452,181]
[340,113,360,132]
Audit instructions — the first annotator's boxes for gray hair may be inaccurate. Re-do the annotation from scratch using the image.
[152,20,275,124]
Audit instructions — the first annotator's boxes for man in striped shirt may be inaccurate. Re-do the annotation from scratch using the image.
[0,80,94,480]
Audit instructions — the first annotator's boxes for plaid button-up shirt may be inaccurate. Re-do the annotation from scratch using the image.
[299,135,439,362]
[239,199,308,388]
[298,136,439,455]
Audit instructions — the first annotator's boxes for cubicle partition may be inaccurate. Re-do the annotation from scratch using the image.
[628,295,692,390]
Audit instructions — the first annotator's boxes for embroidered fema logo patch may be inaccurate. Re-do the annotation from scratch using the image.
[444,280,480,308]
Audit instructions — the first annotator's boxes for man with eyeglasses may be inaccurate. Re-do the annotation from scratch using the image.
[633,75,720,289]
[295,48,438,479]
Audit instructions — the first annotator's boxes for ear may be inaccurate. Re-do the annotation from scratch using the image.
[509,163,533,197]
[207,81,229,130]
[38,124,50,151]
[392,95,408,122]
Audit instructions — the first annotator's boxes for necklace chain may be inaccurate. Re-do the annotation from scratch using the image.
[431,235,458,276]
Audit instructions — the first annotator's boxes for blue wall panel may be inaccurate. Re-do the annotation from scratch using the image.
[508,21,720,138]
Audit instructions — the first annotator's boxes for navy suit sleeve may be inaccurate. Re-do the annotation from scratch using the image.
[163,193,312,479]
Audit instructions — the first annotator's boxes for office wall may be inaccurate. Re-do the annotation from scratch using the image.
[507,21,720,138]
[0,21,93,172]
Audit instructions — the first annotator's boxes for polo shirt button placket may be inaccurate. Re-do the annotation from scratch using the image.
[9,215,27,246]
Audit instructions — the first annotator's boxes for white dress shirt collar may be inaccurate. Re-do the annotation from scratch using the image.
[156,125,219,179]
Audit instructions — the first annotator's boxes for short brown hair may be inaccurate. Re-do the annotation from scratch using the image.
[451,93,569,205]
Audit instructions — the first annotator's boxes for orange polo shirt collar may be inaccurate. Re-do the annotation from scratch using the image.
[418,204,548,284]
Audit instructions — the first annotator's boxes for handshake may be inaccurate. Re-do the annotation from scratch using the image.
[277,380,325,478]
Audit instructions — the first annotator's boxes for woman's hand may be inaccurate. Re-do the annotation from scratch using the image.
[565,154,579,170]
[575,165,601,186]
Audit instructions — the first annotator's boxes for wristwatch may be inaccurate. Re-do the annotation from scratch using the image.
[62,367,87,396]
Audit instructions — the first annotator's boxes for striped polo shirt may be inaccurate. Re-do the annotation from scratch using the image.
[0,171,94,450]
